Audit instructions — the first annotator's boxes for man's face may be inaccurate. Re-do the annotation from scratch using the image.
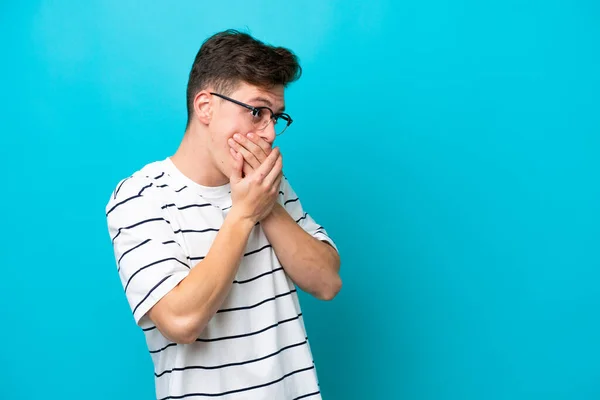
[207,82,285,180]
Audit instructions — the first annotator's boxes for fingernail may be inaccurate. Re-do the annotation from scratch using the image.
[233,134,241,140]
[247,133,254,138]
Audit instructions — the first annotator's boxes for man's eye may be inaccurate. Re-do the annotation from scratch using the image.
[253,109,269,119]
[251,109,262,118]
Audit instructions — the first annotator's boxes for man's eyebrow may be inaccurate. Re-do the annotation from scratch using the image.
[249,96,285,113]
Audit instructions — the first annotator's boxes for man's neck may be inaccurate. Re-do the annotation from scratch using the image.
[170,127,229,188]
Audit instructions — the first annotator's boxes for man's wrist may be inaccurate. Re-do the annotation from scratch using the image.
[261,202,286,224]
[227,206,258,232]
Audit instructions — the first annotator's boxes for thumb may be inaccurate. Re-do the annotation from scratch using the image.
[230,151,243,182]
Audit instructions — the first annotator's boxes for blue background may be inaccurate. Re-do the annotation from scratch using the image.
[1,1,598,399]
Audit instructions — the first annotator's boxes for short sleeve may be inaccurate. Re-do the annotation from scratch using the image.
[105,176,190,325]
[279,176,339,253]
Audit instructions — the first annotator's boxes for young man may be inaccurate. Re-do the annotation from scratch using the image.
[105,29,342,399]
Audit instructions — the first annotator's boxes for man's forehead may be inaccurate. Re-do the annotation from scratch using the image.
[236,84,285,112]
[248,96,285,111]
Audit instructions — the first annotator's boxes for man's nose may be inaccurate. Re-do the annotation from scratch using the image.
[258,120,276,144]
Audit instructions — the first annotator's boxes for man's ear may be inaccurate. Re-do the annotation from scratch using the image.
[193,91,212,125]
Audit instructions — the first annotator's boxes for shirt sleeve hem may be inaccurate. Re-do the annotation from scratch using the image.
[313,231,339,253]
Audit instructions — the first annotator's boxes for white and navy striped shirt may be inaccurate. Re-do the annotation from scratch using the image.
[105,157,337,400]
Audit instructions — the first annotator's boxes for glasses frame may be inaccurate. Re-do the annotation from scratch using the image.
[210,92,293,136]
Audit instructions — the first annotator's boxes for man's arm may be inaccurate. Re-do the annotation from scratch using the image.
[148,148,283,343]
[148,209,255,343]
[260,203,342,300]
[108,148,283,344]
[230,132,342,301]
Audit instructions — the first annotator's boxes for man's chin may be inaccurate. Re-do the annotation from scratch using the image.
[222,162,235,182]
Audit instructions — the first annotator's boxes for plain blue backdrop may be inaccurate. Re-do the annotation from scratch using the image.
[1,1,598,399]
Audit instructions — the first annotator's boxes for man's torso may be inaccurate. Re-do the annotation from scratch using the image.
[107,159,322,400]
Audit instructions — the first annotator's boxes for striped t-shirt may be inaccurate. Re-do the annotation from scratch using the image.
[105,157,337,400]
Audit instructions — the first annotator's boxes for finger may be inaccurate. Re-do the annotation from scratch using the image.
[255,147,281,183]
[229,147,243,182]
[228,138,260,169]
[231,147,254,178]
[245,132,272,157]
[272,172,283,193]
[242,161,253,178]
[233,133,268,164]
[264,153,283,188]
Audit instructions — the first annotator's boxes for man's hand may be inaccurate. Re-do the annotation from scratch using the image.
[228,139,282,224]
[228,133,275,177]
[229,132,341,301]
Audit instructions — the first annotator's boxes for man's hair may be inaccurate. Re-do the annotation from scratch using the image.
[186,29,302,127]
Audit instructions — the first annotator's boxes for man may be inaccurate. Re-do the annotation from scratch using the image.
[105,29,342,400]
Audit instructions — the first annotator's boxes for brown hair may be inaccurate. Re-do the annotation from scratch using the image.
[185,29,302,126]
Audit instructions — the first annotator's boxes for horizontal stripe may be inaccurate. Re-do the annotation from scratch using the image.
[173,228,219,235]
[233,267,283,285]
[221,205,232,211]
[155,339,307,378]
[114,176,131,199]
[186,243,270,265]
[217,289,296,314]
[149,342,177,354]
[162,240,177,245]
[157,365,315,399]
[142,325,157,332]
[117,238,151,272]
[244,244,271,257]
[124,257,189,292]
[293,391,321,400]
[132,274,172,316]
[295,213,308,223]
[154,172,165,179]
[284,197,299,206]
[155,184,186,192]
[162,203,212,210]
[106,194,141,216]
[138,182,153,196]
[149,313,302,354]
[196,313,302,343]
[112,217,169,243]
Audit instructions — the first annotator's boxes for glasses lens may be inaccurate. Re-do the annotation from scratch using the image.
[252,108,291,135]
[252,108,271,129]
[274,116,290,135]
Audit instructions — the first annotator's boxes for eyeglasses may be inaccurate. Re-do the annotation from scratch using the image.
[210,92,293,136]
